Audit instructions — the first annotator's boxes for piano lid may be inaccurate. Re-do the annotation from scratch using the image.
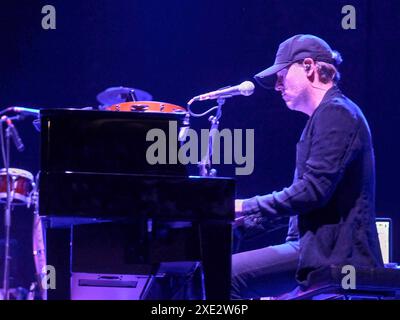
[40,109,188,176]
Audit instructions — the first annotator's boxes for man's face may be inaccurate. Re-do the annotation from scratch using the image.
[274,63,309,111]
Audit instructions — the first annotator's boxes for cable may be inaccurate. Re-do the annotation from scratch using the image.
[139,264,159,300]
[187,103,220,118]
[169,262,204,300]
[0,107,13,117]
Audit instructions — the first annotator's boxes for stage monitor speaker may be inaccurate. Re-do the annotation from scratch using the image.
[71,262,204,300]
[70,273,155,300]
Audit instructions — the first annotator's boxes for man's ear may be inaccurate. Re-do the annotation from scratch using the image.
[302,58,315,75]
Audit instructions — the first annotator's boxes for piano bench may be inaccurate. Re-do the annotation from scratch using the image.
[272,265,400,300]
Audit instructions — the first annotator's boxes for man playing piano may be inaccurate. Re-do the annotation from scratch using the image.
[232,34,383,299]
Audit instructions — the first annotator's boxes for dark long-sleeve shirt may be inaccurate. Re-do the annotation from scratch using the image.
[242,86,383,286]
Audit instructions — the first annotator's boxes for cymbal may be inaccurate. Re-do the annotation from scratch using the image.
[96,86,153,105]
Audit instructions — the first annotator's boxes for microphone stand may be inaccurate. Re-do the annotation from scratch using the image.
[198,97,225,177]
[1,123,12,300]
[0,115,24,300]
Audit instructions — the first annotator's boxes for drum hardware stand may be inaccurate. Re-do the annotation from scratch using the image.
[31,180,47,301]
[0,116,24,300]
[126,90,138,102]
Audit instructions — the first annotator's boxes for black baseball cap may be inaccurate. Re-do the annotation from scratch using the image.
[254,34,337,89]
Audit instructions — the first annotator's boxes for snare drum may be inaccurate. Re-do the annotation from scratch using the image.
[0,168,35,205]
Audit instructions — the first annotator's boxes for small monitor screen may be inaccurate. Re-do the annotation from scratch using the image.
[376,219,391,265]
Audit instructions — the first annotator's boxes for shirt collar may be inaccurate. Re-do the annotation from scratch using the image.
[319,85,342,106]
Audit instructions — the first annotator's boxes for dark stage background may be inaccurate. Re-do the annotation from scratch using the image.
[0,0,399,289]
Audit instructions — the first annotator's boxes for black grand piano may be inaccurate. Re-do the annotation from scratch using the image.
[38,108,235,300]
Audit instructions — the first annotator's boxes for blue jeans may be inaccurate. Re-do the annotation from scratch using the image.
[231,240,300,299]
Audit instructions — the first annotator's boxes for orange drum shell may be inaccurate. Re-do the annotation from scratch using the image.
[0,169,34,204]
[105,101,186,113]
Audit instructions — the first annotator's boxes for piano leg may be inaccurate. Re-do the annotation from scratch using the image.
[199,222,232,300]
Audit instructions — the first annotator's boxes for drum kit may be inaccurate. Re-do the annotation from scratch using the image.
[0,85,189,300]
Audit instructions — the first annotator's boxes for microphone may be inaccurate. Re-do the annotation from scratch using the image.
[12,106,40,116]
[1,116,25,152]
[192,81,255,101]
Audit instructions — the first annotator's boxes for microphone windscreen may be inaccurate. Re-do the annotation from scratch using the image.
[239,81,255,96]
